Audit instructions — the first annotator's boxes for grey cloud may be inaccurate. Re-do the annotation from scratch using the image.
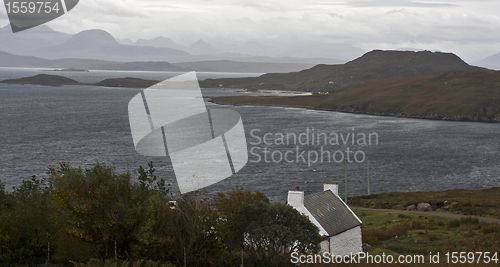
[343,0,460,8]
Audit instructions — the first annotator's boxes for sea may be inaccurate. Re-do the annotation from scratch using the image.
[0,67,499,203]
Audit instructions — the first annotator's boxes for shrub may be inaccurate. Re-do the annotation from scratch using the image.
[446,219,461,228]
[362,228,385,245]
[428,233,441,241]
[481,224,500,235]
[411,220,426,229]
[388,221,410,237]
[460,216,479,225]
[362,221,410,246]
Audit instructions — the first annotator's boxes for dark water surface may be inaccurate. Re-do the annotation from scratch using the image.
[1,68,499,202]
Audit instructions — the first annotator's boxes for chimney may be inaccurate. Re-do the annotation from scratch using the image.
[324,182,339,196]
[287,186,304,208]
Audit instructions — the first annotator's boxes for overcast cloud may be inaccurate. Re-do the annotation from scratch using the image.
[1,0,500,62]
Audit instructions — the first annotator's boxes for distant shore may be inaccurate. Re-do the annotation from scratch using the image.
[210,95,500,123]
[45,68,90,72]
[210,71,500,124]
[0,74,159,88]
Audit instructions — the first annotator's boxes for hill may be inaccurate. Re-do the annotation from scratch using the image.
[0,24,71,55]
[200,50,491,91]
[0,51,48,67]
[211,70,500,122]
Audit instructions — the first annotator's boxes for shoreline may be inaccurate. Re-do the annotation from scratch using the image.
[209,97,500,124]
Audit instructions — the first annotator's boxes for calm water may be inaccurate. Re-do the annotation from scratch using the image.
[0,68,499,202]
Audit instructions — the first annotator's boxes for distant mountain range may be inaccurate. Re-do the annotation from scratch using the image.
[0,24,349,72]
[132,36,365,60]
[0,51,316,73]
[0,25,72,54]
[0,24,348,65]
[200,50,491,91]
[31,29,191,62]
[3,24,500,73]
[475,52,500,70]
[187,39,219,55]
[135,37,187,50]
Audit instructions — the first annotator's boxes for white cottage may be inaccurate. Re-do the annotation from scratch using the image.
[287,183,363,255]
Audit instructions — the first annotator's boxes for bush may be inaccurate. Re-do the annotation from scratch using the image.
[428,233,441,241]
[362,221,410,245]
[460,216,479,225]
[481,224,500,235]
[446,219,460,228]
[411,220,426,229]
[362,228,385,245]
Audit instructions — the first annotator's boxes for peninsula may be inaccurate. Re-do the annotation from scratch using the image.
[211,70,500,122]
[199,50,491,91]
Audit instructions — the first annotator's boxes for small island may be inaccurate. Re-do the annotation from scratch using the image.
[0,74,160,88]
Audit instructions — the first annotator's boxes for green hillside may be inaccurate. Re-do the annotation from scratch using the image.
[212,71,500,122]
[199,50,491,92]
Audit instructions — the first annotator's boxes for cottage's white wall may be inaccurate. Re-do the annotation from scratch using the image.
[287,191,304,208]
[323,183,339,196]
[320,226,362,256]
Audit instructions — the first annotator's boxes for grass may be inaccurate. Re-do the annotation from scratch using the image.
[357,210,499,262]
[301,209,500,266]
[348,187,500,220]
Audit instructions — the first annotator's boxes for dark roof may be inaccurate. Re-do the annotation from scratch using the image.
[304,190,361,237]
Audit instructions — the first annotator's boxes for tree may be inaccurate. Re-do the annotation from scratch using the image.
[166,192,222,266]
[49,163,139,259]
[243,202,322,266]
[0,180,19,263]
[215,188,269,262]
[8,176,56,264]
[0,180,7,208]
[137,161,169,195]
[134,190,174,262]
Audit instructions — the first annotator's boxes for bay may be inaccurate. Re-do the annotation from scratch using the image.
[0,68,498,203]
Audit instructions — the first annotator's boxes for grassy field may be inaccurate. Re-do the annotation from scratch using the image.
[348,187,500,220]
[211,71,500,122]
[302,209,499,266]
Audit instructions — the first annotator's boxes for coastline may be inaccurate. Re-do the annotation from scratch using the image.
[209,97,500,123]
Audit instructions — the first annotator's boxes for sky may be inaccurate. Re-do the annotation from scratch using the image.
[1,0,500,62]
